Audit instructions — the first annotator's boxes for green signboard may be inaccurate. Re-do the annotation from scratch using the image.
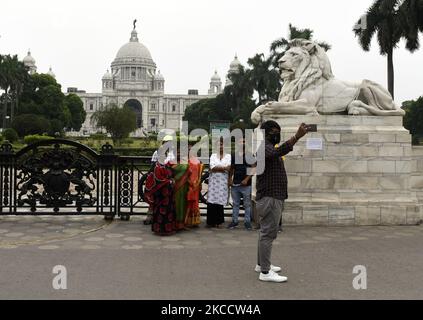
[210,121,231,135]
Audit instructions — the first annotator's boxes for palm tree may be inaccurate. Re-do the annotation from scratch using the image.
[270,24,331,68]
[354,0,423,99]
[0,54,29,127]
[400,0,423,51]
[224,66,254,116]
[247,54,280,104]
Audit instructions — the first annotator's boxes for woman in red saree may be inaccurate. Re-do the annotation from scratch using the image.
[144,162,177,236]
[185,154,204,227]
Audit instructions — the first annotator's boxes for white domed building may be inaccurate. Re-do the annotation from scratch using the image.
[225,54,242,87]
[23,50,37,74]
[72,24,223,136]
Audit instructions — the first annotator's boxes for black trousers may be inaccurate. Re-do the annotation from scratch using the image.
[207,203,224,226]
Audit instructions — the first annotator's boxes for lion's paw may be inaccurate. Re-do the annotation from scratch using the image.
[348,107,361,116]
[251,110,262,124]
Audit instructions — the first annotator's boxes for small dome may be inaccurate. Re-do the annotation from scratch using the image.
[211,70,221,82]
[23,50,36,66]
[229,54,241,73]
[47,67,56,78]
[154,70,164,81]
[102,69,112,80]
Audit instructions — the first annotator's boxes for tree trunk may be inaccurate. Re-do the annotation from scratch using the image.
[387,47,395,100]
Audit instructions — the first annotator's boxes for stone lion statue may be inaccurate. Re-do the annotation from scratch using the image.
[251,39,405,124]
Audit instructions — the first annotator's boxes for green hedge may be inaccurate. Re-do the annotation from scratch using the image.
[24,134,54,145]
[111,147,156,157]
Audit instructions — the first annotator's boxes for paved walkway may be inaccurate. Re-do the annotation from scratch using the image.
[0,215,422,299]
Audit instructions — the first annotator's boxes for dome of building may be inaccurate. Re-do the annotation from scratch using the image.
[154,70,164,80]
[47,67,56,78]
[229,54,241,73]
[23,50,36,66]
[113,29,154,64]
[102,69,113,80]
[211,70,221,82]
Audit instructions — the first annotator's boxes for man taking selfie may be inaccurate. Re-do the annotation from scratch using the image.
[256,120,309,283]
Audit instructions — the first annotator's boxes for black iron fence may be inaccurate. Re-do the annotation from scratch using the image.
[0,139,237,220]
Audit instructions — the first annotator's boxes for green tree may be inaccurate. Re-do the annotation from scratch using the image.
[18,73,74,132]
[403,96,423,144]
[49,119,65,137]
[183,95,232,132]
[354,0,423,99]
[64,94,86,131]
[90,104,137,143]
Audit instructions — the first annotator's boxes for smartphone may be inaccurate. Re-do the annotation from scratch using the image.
[307,124,317,132]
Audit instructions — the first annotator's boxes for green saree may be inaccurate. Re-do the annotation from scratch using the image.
[172,164,189,230]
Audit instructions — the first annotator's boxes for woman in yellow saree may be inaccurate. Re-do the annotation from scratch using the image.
[185,154,204,227]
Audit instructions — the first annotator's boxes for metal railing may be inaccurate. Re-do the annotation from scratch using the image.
[0,139,240,220]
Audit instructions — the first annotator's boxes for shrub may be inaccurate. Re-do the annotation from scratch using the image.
[2,128,19,143]
[90,133,108,140]
[11,114,50,137]
[111,147,157,157]
[121,138,134,145]
[24,134,54,145]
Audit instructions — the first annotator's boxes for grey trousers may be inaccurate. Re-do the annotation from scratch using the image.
[256,197,284,273]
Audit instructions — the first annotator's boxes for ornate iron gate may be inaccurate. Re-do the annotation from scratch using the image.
[0,139,118,219]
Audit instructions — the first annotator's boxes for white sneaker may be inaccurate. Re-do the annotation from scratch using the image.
[255,264,282,273]
[259,270,288,283]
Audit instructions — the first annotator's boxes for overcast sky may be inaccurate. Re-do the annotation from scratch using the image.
[1,0,422,104]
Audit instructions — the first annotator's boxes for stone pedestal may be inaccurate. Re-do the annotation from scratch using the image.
[258,114,422,226]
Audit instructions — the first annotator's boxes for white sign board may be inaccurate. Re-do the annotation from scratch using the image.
[306,138,323,150]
